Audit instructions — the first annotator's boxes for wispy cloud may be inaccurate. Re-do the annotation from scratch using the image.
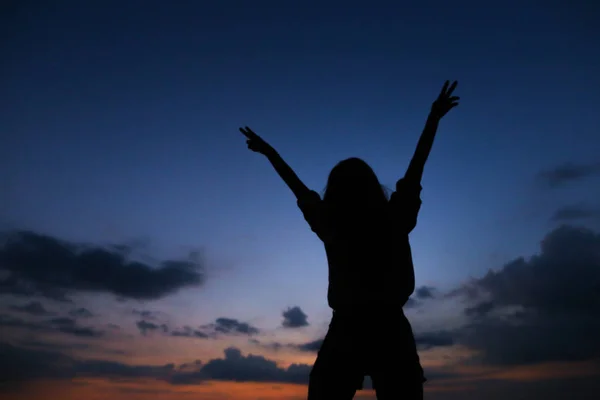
[0,314,104,338]
[551,205,599,222]
[133,317,260,339]
[206,317,260,336]
[171,326,210,339]
[9,301,55,316]
[536,161,600,188]
[68,308,94,318]
[136,320,169,336]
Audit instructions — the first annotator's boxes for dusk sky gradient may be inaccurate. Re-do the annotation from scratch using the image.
[2,1,600,399]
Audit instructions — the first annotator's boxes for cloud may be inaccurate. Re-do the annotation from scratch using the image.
[536,161,600,188]
[18,340,93,352]
[464,226,599,314]
[293,339,323,352]
[132,317,259,339]
[0,275,71,302]
[551,205,599,222]
[402,286,437,308]
[49,317,104,338]
[170,347,311,385]
[259,328,453,354]
[0,230,204,302]
[171,326,210,339]
[0,314,104,338]
[0,343,311,388]
[203,318,259,336]
[136,320,169,336]
[0,314,46,332]
[9,301,54,316]
[451,225,600,366]
[248,339,285,351]
[0,342,73,387]
[68,308,94,318]
[132,309,161,320]
[249,338,314,353]
[177,360,203,371]
[0,342,174,391]
[415,286,436,299]
[403,297,420,308]
[75,358,175,379]
[464,300,495,317]
[15,339,127,356]
[414,331,454,350]
[281,306,309,328]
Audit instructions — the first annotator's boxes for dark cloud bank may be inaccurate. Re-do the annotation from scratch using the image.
[450,225,600,366]
[0,230,204,302]
[0,343,311,389]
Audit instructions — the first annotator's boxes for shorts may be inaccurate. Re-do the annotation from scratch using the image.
[308,309,425,400]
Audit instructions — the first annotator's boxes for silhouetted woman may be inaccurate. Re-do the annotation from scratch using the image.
[240,81,459,399]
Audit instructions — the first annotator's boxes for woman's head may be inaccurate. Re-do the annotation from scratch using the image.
[322,158,388,219]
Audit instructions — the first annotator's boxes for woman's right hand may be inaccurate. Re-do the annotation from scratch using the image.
[429,80,459,120]
[239,126,275,156]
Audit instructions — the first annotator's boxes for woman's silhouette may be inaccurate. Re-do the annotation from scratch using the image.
[240,81,459,399]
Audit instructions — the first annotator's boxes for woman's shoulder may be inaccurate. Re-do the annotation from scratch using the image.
[297,189,322,206]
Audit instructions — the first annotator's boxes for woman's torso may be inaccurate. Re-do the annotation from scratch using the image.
[323,218,416,312]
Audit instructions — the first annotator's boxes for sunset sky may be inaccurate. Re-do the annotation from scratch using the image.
[2,0,600,399]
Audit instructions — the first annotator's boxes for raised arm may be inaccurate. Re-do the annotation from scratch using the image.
[404,80,460,185]
[239,126,311,200]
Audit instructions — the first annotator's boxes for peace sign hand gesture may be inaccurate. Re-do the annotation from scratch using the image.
[430,80,460,120]
[239,126,276,156]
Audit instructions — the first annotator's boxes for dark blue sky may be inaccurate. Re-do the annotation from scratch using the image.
[2,0,600,324]
[2,2,600,399]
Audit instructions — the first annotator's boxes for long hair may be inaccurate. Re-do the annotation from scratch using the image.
[322,158,389,233]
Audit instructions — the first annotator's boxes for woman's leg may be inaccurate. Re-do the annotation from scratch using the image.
[368,312,425,400]
[307,314,362,400]
[307,353,358,400]
[371,372,423,400]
